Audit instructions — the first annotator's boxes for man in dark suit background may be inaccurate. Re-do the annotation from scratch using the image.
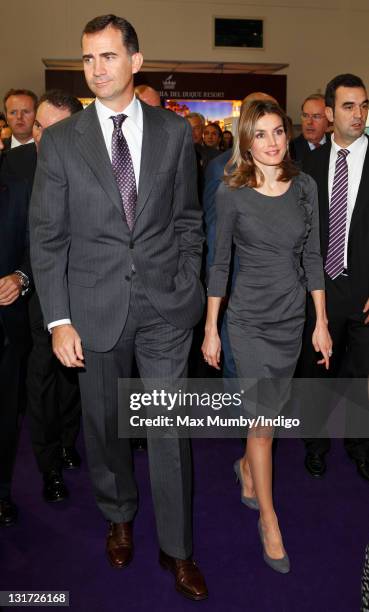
[30,14,207,601]
[299,74,369,479]
[0,139,32,526]
[290,93,329,165]
[3,91,83,503]
[1,139,37,185]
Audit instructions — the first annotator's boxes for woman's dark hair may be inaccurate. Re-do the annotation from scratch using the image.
[224,100,298,189]
[220,129,234,150]
[82,14,139,55]
[205,122,222,139]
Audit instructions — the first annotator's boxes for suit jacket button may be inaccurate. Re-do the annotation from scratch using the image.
[125,275,131,281]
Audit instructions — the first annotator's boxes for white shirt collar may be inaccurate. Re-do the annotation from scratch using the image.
[95,95,143,131]
[307,134,327,150]
[11,135,34,148]
[331,132,367,154]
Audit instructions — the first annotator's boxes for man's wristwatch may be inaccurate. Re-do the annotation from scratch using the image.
[14,270,30,295]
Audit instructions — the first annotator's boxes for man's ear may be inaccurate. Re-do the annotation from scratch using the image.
[325,106,334,123]
[131,52,144,75]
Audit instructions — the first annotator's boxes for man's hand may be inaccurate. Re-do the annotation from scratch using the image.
[52,324,85,368]
[363,298,369,325]
[0,274,22,305]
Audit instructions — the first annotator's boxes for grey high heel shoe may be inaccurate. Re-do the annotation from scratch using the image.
[257,520,290,574]
[233,459,259,510]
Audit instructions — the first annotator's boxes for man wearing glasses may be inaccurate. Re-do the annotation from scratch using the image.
[290,93,329,164]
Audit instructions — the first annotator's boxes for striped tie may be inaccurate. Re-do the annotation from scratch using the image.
[324,148,349,279]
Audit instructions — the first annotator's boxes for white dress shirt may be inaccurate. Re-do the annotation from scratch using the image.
[11,135,34,148]
[328,133,368,268]
[49,95,143,331]
[94,95,143,188]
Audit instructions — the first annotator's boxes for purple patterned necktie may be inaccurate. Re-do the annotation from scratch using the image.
[324,148,350,279]
[110,114,137,230]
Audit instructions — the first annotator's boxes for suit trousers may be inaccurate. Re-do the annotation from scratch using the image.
[0,340,27,498]
[298,274,369,457]
[27,293,81,473]
[78,271,193,559]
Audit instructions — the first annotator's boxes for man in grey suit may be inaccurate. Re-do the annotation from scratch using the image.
[30,14,207,601]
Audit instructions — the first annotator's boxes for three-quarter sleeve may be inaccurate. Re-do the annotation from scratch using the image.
[207,182,237,296]
[301,173,325,292]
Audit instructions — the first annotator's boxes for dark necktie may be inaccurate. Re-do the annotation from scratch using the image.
[110,114,137,230]
[324,148,349,279]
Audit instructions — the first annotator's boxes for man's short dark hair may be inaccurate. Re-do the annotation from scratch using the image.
[38,90,83,115]
[4,88,38,111]
[82,14,139,55]
[301,93,325,111]
[325,74,366,109]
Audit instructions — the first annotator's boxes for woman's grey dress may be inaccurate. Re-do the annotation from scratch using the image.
[208,172,325,416]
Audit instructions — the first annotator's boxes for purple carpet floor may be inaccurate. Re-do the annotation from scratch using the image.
[2,422,368,611]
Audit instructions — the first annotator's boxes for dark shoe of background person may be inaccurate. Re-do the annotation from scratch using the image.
[131,438,147,451]
[43,470,69,502]
[350,456,369,482]
[106,521,133,569]
[159,549,208,601]
[62,446,81,470]
[0,498,18,527]
[304,452,326,478]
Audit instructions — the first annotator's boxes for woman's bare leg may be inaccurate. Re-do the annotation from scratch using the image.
[247,430,286,559]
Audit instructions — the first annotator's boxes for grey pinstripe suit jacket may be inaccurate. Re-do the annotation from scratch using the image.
[30,100,205,352]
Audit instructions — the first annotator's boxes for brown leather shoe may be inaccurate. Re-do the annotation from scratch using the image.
[159,549,208,601]
[106,521,133,569]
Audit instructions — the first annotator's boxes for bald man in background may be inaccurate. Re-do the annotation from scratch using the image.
[135,85,161,107]
[289,93,329,165]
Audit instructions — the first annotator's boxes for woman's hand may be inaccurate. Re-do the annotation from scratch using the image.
[312,322,333,370]
[202,330,221,370]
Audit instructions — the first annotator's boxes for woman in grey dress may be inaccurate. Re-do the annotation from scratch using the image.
[202,100,332,573]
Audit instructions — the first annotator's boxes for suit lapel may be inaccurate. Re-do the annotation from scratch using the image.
[349,137,369,238]
[316,142,331,258]
[74,102,123,217]
[303,137,311,157]
[135,102,169,221]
